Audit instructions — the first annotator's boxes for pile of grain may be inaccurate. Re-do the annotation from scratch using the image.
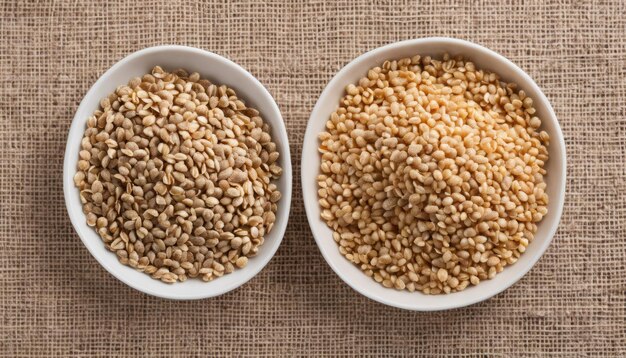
[75,66,282,283]
[318,55,549,294]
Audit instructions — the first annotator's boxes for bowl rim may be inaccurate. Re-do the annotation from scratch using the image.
[63,45,292,300]
[302,37,566,311]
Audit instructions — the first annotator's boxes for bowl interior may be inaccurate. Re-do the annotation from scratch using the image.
[302,38,566,311]
[64,46,292,300]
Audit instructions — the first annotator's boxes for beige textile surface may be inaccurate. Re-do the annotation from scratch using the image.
[1,0,626,356]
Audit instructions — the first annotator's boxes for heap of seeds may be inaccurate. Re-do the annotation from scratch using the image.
[74,66,282,283]
[318,54,549,294]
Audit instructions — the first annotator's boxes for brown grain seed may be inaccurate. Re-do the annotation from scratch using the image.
[235,256,248,268]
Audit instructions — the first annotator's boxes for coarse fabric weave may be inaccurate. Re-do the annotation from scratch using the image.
[1,0,625,356]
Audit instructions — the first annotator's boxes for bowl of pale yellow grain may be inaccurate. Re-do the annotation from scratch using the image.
[302,38,565,311]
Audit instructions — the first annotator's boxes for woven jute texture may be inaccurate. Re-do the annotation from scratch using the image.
[1,0,625,356]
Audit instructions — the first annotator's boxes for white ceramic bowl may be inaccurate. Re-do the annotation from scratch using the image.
[64,46,292,300]
[302,38,566,311]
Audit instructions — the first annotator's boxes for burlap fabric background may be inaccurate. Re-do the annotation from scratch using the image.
[1,0,625,356]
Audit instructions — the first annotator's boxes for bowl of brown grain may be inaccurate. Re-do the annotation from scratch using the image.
[64,46,292,299]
